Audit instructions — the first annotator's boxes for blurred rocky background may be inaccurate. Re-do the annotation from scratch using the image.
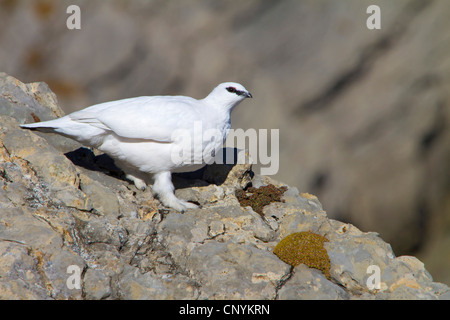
[0,0,449,285]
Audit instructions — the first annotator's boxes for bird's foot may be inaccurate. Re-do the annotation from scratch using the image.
[179,200,199,210]
[126,174,147,191]
[158,194,198,213]
[152,171,198,212]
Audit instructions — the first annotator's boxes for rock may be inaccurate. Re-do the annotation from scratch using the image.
[277,264,348,300]
[118,265,198,300]
[1,0,450,284]
[377,285,438,301]
[325,231,396,293]
[37,248,86,300]
[78,173,120,218]
[185,242,290,300]
[0,73,449,300]
[175,184,225,206]
[83,268,112,300]
[0,242,50,300]
[0,73,63,124]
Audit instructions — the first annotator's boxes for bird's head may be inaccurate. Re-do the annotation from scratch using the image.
[204,82,252,111]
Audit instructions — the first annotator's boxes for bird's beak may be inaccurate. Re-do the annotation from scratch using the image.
[246,92,253,98]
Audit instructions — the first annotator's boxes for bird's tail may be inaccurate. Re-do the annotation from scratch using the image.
[20,119,63,133]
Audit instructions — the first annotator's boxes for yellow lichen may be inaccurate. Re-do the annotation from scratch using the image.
[273,231,331,279]
[300,192,318,200]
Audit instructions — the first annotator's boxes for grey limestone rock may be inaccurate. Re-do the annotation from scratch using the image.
[0,73,449,300]
[1,0,450,283]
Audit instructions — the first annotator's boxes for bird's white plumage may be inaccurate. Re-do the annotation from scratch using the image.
[21,82,252,212]
[70,96,201,141]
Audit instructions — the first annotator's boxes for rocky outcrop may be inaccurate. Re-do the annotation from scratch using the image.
[0,73,449,300]
[1,1,449,283]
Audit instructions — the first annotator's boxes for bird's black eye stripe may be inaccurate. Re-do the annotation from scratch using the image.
[226,87,245,96]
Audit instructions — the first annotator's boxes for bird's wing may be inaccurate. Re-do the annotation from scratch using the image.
[70,96,203,142]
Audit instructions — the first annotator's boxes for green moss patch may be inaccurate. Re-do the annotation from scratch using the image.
[235,184,287,216]
[273,231,331,279]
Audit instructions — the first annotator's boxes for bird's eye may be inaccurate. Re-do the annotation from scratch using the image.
[226,87,236,93]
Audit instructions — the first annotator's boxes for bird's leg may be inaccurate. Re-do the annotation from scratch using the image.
[116,160,148,191]
[125,173,147,191]
[152,171,198,212]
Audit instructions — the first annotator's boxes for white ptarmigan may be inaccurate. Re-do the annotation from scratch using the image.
[21,82,252,212]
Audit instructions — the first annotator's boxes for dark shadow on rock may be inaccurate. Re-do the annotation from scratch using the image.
[173,147,253,189]
[65,147,250,190]
[200,147,240,185]
[64,147,125,181]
